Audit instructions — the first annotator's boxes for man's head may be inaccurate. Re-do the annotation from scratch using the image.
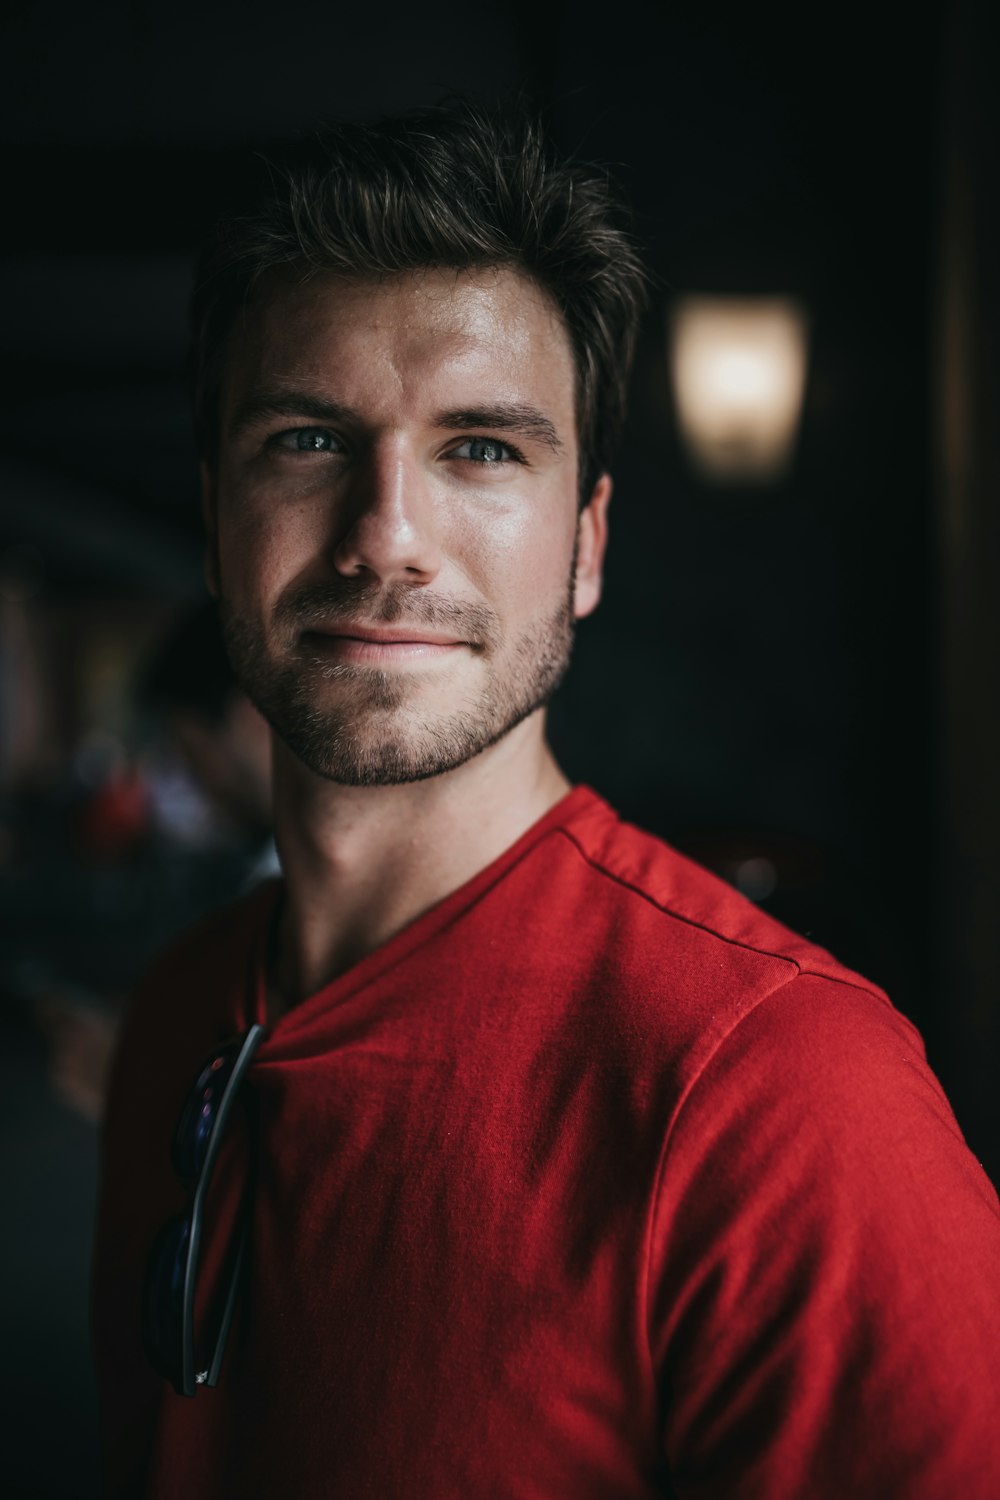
[193,100,647,787]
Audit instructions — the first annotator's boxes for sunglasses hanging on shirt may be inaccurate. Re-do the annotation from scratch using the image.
[141,1023,266,1397]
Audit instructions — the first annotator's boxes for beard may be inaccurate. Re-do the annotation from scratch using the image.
[218,572,575,787]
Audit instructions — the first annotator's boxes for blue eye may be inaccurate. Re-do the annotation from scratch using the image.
[276,427,342,452]
[454,437,515,464]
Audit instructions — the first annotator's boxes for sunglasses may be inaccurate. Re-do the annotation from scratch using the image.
[142,1024,266,1397]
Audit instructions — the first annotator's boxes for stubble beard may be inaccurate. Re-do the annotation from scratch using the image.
[218,573,576,787]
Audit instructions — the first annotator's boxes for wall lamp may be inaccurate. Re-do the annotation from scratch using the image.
[669,297,809,482]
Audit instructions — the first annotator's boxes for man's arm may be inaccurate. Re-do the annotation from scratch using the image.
[649,972,1000,1496]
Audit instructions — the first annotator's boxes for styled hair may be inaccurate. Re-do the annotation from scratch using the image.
[190,97,649,501]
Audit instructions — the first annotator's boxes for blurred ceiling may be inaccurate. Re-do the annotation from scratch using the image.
[0,0,940,594]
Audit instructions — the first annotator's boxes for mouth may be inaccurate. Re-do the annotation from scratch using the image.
[301,622,470,666]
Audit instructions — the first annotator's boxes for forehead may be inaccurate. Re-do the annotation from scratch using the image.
[221,265,577,428]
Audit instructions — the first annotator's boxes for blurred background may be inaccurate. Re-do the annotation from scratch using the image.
[1,1,997,1493]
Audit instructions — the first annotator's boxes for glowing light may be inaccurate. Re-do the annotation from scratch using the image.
[670,297,809,481]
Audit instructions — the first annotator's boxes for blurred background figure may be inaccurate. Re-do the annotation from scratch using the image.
[136,602,275,889]
[0,598,273,1498]
[32,602,276,1127]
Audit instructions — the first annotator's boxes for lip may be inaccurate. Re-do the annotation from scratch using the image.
[301,623,468,666]
[305,623,468,646]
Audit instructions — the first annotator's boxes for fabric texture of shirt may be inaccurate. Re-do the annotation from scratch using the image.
[92,786,1000,1497]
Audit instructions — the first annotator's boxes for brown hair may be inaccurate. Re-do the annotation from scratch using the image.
[191,98,649,501]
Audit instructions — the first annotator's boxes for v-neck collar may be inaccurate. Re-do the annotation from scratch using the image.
[243,785,603,1042]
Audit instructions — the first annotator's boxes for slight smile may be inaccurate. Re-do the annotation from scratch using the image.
[301,624,470,666]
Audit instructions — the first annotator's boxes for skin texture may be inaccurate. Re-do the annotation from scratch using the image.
[203,265,610,1008]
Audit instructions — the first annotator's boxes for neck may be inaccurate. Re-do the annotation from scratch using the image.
[268,711,570,1014]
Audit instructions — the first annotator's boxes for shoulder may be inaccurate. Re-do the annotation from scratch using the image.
[551,796,1000,1222]
[557,788,871,983]
[547,789,910,1071]
[649,973,1000,1493]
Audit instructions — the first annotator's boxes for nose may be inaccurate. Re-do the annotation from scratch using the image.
[330,441,442,587]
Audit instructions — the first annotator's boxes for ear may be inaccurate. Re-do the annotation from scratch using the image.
[200,461,221,600]
[573,472,612,620]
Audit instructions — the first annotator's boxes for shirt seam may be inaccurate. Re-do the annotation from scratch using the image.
[638,967,807,1388]
[552,823,906,1389]
[554,824,887,1001]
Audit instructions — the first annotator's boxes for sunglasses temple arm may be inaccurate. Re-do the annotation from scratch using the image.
[181,1023,266,1397]
[181,1200,201,1396]
[206,1212,250,1388]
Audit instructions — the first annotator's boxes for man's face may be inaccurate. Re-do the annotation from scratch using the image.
[204,265,609,786]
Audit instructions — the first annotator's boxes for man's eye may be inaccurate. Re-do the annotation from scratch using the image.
[452,437,519,465]
[273,427,343,453]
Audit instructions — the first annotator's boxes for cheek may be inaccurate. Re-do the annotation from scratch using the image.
[453,498,576,611]
[216,487,322,606]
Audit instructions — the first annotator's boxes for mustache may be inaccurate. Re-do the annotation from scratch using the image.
[274,579,499,647]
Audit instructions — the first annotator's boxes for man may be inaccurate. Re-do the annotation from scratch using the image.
[93,101,1000,1498]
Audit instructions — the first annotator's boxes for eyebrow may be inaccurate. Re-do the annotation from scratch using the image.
[433,405,564,454]
[228,391,354,439]
[228,389,565,454]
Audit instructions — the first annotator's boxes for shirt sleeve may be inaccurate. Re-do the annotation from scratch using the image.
[647,971,1000,1498]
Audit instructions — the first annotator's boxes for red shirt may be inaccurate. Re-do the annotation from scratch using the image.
[93,787,1000,1497]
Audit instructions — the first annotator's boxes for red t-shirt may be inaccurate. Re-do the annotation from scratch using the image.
[93,787,1000,1497]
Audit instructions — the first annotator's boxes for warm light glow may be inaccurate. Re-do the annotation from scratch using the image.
[670,297,809,481]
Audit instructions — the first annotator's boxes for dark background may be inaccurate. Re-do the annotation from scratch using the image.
[1,3,997,1495]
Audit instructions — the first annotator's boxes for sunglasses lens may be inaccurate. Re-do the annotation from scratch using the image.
[173,1048,238,1180]
[141,1214,190,1384]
